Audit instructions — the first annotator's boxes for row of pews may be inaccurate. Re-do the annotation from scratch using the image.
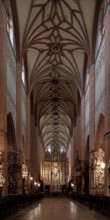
[0,192,44,219]
[69,192,110,216]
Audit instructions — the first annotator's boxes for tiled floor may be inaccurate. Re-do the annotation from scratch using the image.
[5,198,109,220]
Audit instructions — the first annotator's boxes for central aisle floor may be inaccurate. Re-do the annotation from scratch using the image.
[5,198,109,220]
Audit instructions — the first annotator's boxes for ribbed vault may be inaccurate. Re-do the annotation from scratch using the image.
[13,0,97,152]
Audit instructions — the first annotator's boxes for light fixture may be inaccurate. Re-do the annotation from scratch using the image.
[71,183,74,188]
[30,176,33,181]
[37,182,41,187]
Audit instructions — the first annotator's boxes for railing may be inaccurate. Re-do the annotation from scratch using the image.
[0,192,44,219]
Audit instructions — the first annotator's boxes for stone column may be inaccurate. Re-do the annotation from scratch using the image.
[16,63,22,151]
[30,114,35,178]
[89,64,95,152]
[37,132,43,180]
[34,126,39,181]
[0,1,8,196]
[81,95,85,160]
[16,63,22,194]
[30,112,43,192]
[104,4,110,195]
[76,115,81,153]
[26,95,30,163]
[70,133,74,178]
[89,64,95,194]
[80,95,85,192]
[26,95,31,193]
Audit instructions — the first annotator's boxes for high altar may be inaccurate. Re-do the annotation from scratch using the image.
[42,150,69,190]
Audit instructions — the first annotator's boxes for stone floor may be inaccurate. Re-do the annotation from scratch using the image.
[5,198,109,220]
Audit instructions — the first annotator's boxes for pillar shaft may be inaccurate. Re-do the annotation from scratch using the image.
[16,63,22,151]
[89,64,95,194]
[89,64,95,152]
[26,95,30,162]
[104,4,110,195]
[0,1,8,196]
[0,1,7,151]
[81,95,85,160]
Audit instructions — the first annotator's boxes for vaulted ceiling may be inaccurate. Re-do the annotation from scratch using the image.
[13,0,98,152]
